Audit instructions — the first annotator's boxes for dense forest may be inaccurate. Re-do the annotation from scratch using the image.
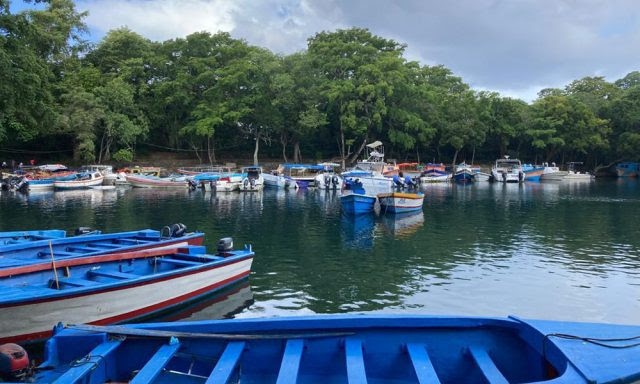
[1,0,639,169]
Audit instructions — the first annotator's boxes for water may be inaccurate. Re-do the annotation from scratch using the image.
[1,180,639,325]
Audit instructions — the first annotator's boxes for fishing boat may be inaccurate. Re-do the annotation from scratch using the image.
[616,162,639,177]
[263,171,296,189]
[453,163,475,183]
[564,162,595,181]
[53,171,104,190]
[473,171,491,181]
[0,230,67,246]
[314,163,343,190]
[419,163,451,183]
[125,174,192,189]
[342,170,394,193]
[239,166,264,192]
[356,141,398,175]
[277,164,325,187]
[385,162,423,178]
[0,227,204,269]
[340,193,377,214]
[0,240,253,343]
[522,164,545,181]
[491,156,524,183]
[17,314,640,384]
[378,192,424,213]
[82,165,116,185]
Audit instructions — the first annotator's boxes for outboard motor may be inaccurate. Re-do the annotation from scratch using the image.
[75,227,97,236]
[169,223,187,238]
[331,175,339,189]
[0,343,29,381]
[217,237,234,256]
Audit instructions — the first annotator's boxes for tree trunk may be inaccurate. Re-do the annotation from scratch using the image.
[348,138,368,165]
[470,146,476,166]
[253,131,260,166]
[451,148,460,174]
[207,136,216,165]
[293,140,301,163]
[280,133,288,162]
[339,126,346,170]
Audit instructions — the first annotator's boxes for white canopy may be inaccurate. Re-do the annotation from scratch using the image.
[366,141,383,149]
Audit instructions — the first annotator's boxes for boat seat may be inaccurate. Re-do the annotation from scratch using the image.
[66,246,101,253]
[276,339,304,384]
[116,239,153,245]
[206,342,245,383]
[157,258,201,267]
[130,340,181,384]
[50,277,100,288]
[345,338,367,383]
[37,250,80,258]
[174,253,223,262]
[468,347,509,384]
[88,243,123,249]
[87,270,140,280]
[406,343,441,384]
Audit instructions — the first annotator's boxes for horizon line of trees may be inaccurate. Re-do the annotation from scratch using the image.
[2,0,640,170]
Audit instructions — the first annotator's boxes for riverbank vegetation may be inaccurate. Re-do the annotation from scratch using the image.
[1,1,639,169]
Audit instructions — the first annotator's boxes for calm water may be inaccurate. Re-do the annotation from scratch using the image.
[1,180,639,324]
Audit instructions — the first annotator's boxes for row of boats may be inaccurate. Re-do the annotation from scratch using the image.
[0,226,638,383]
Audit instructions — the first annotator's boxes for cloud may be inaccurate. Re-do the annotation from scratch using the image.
[76,0,640,101]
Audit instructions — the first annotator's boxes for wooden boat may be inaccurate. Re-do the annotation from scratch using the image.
[0,241,253,343]
[378,192,424,214]
[454,169,474,182]
[0,230,67,246]
[125,174,191,189]
[340,193,376,214]
[53,171,104,189]
[616,162,639,177]
[420,163,451,183]
[22,314,640,383]
[0,228,204,269]
[523,164,545,181]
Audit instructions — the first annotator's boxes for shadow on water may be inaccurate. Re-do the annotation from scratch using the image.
[1,179,639,324]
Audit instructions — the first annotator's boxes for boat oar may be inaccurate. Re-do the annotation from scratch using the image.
[49,241,59,290]
[66,324,353,340]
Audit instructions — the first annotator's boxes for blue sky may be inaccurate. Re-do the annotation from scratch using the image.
[10,0,640,101]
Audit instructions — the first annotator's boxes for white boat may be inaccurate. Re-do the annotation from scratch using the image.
[541,171,568,181]
[263,172,289,188]
[239,166,264,192]
[491,157,524,183]
[53,172,105,189]
[82,165,115,185]
[377,192,425,214]
[356,141,398,175]
[541,162,594,181]
[474,172,491,181]
[25,179,55,192]
[342,170,394,193]
[314,162,343,190]
[125,174,190,189]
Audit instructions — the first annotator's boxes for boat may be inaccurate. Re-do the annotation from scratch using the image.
[385,162,422,178]
[176,165,227,175]
[277,164,326,187]
[491,156,524,183]
[616,162,639,177]
[125,174,192,189]
[565,162,595,181]
[263,171,295,189]
[522,164,545,181]
[377,192,425,214]
[19,314,640,384]
[340,193,377,214]
[0,240,253,343]
[82,165,115,185]
[453,163,475,183]
[0,230,67,246]
[419,163,451,183]
[541,171,569,181]
[0,227,204,269]
[239,166,264,192]
[342,170,394,192]
[357,141,398,175]
[473,171,491,181]
[314,163,343,190]
[53,171,104,190]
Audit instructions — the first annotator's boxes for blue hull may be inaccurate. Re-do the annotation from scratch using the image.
[340,194,376,214]
[454,171,474,182]
[34,315,640,384]
[0,229,204,269]
[0,230,67,245]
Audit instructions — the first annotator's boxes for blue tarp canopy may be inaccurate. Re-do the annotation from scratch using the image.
[281,164,325,170]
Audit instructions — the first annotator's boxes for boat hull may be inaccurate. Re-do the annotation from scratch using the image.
[616,162,639,177]
[378,192,424,213]
[0,253,252,343]
[524,167,545,181]
[453,171,474,182]
[54,176,104,189]
[125,175,189,189]
[541,171,569,181]
[340,194,376,214]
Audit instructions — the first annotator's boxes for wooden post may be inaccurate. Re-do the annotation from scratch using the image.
[49,241,60,289]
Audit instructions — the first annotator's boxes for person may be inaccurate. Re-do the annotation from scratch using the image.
[29,159,35,166]
[1,161,6,169]
[18,162,23,169]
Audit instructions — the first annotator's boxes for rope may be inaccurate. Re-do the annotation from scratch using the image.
[545,333,640,349]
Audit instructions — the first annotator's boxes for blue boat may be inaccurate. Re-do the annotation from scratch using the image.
[453,169,474,182]
[616,162,639,177]
[0,230,68,246]
[522,164,545,181]
[0,241,253,343]
[340,193,377,214]
[18,314,640,383]
[0,228,204,269]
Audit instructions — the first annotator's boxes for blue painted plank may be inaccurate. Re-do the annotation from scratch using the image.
[130,340,181,384]
[158,258,201,267]
[276,339,304,384]
[52,339,122,383]
[205,341,245,384]
[87,270,139,280]
[345,338,367,384]
[468,347,509,384]
[406,343,441,384]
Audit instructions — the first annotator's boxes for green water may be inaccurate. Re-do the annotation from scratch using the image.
[1,179,639,324]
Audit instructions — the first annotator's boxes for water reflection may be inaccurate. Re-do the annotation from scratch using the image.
[380,211,424,238]
[341,213,376,249]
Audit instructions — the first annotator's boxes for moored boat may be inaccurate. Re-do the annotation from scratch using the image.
[342,170,394,192]
[453,163,475,183]
[22,314,640,383]
[377,192,424,213]
[53,172,104,190]
[0,227,204,269]
[491,156,524,183]
[340,183,377,214]
[419,163,451,183]
[523,164,545,181]
[616,162,639,177]
[125,174,191,189]
[0,240,253,343]
[239,166,264,192]
[473,171,491,181]
[314,162,343,190]
[263,171,295,189]
[0,230,67,246]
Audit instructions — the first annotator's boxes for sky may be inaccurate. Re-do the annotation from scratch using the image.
[11,0,640,101]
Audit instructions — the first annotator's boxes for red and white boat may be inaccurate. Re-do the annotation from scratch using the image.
[125,174,191,189]
[0,240,254,343]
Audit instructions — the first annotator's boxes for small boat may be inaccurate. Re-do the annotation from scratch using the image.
[541,171,569,181]
[0,239,253,343]
[491,156,524,183]
[378,192,424,213]
[263,172,296,189]
[314,163,343,190]
[278,163,326,185]
[357,140,398,175]
[21,314,640,384]
[340,190,377,214]
[342,170,394,192]
[53,171,104,189]
[522,164,545,181]
[473,171,491,181]
[82,165,115,185]
[0,230,67,246]
[0,227,204,269]
[239,166,264,192]
[616,162,639,177]
[125,174,191,189]
[453,163,475,183]
[419,163,451,183]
